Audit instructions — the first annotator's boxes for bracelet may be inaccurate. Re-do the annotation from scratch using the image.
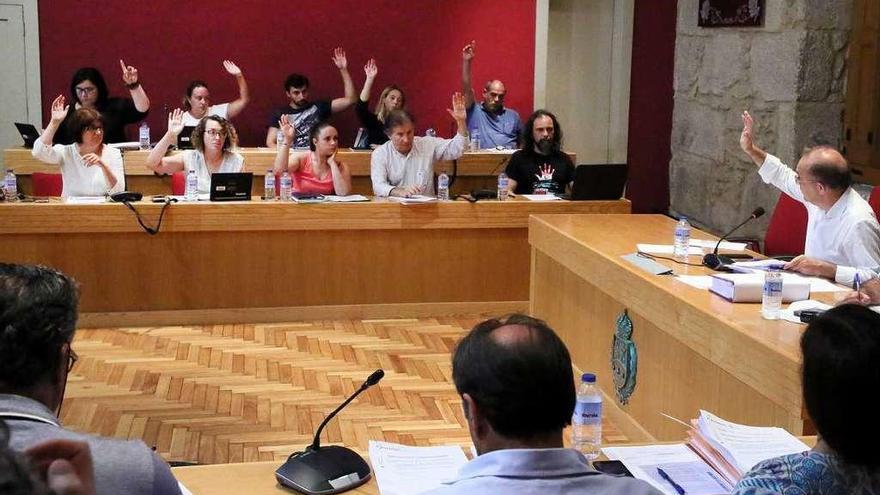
[126,81,141,90]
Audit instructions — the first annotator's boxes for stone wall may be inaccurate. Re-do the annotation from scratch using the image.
[670,0,852,240]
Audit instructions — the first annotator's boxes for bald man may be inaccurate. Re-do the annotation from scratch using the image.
[740,111,880,285]
[461,41,521,149]
[424,314,660,495]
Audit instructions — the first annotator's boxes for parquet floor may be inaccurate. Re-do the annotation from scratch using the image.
[62,316,633,465]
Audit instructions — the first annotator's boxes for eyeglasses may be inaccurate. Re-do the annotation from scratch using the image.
[86,125,104,133]
[75,87,97,95]
[67,347,78,373]
[204,129,226,138]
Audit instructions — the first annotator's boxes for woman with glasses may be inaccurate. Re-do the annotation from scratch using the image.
[273,115,352,195]
[52,62,150,145]
[145,109,243,193]
[356,58,406,148]
[31,95,124,198]
[180,60,250,127]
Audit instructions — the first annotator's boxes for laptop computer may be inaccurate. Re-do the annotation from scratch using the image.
[177,126,196,149]
[569,163,628,200]
[14,123,39,148]
[209,172,253,201]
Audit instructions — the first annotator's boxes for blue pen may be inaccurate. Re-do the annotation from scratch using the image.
[855,273,862,293]
[657,467,686,495]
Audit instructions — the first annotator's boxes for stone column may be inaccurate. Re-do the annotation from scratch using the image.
[669,0,851,240]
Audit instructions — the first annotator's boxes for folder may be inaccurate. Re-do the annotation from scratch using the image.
[709,273,810,303]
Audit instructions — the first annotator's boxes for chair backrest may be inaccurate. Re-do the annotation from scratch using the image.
[171,171,185,195]
[764,193,808,257]
[32,172,63,197]
[868,186,880,219]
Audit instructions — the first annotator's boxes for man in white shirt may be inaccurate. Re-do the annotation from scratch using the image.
[740,111,880,286]
[371,93,468,198]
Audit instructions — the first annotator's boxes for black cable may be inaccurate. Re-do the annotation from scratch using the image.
[123,199,175,235]
[637,251,704,267]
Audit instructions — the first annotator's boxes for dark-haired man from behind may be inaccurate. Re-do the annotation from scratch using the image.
[265,47,357,149]
[740,111,880,286]
[0,263,181,495]
[424,314,660,495]
[504,109,575,196]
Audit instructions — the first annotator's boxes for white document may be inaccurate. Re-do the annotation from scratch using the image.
[64,196,107,204]
[780,300,833,324]
[325,195,370,202]
[697,410,810,473]
[637,244,704,256]
[369,441,468,495]
[169,194,210,202]
[602,443,731,495]
[729,259,787,272]
[521,194,562,201]
[689,239,747,251]
[675,275,714,290]
[798,276,849,293]
[387,195,437,204]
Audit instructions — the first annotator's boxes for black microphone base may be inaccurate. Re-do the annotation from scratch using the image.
[702,253,735,271]
[276,446,371,495]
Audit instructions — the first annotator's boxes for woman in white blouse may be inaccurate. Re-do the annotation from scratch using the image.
[144,109,243,193]
[31,95,124,198]
[180,60,249,127]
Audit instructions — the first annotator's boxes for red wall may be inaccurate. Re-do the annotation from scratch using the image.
[38,1,536,146]
[626,0,677,213]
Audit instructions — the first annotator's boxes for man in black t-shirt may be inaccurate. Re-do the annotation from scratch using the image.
[504,110,574,195]
[265,47,357,149]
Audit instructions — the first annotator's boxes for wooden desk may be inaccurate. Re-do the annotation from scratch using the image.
[4,147,556,196]
[529,214,825,439]
[0,198,628,326]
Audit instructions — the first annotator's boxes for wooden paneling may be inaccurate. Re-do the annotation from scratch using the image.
[529,214,822,438]
[845,0,880,174]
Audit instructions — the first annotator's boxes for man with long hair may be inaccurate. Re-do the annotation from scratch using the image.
[504,109,575,195]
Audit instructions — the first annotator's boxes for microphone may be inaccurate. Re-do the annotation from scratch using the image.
[702,207,765,270]
[275,369,385,495]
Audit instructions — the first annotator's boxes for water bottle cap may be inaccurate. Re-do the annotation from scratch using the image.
[581,373,596,383]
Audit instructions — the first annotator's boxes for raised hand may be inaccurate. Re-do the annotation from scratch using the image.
[50,95,69,123]
[167,108,184,136]
[446,92,467,122]
[535,164,555,181]
[119,59,139,85]
[278,114,296,145]
[740,110,756,154]
[332,47,348,70]
[223,60,243,77]
[81,153,103,168]
[364,58,378,79]
[462,40,476,61]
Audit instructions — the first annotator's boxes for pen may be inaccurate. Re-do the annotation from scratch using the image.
[657,467,686,495]
[855,273,862,300]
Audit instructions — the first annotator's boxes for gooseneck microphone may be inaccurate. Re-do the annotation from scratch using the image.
[702,207,765,270]
[275,369,385,495]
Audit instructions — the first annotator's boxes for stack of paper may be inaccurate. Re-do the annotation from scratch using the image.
[687,410,810,486]
[387,195,437,204]
[729,259,787,272]
[368,441,467,495]
[709,272,810,302]
[325,194,369,202]
[603,443,732,495]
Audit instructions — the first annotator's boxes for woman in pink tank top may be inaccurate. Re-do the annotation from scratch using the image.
[273,117,352,195]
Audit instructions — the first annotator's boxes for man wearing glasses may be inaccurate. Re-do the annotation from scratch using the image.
[740,111,880,286]
[0,264,181,495]
[460,41,521,149]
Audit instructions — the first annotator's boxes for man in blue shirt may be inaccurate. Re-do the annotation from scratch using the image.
[461,41,522,149]
[424,314,660,495]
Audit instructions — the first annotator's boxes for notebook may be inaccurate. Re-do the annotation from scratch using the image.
[14,123,39,148]
[570,163,627,200]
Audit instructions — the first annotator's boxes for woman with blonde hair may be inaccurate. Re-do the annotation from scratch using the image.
[356,58,406,148]
[145,109,243,193]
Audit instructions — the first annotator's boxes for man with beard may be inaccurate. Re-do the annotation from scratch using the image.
[504,110,574,195]
[461,41,521,149]
[265,47,357,149]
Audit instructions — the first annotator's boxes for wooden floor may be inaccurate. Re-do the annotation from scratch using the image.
[63,316,634,465]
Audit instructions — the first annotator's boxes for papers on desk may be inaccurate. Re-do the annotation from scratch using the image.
[689,239,748,251]
[780,300,833,324]
[325,194,370,202]
[678,272,848,297]
[521,194,563,201]
[637,244,704,256]
[170,194,210,202]
[602,443,732,495]
[709,273,810,303]
[387,195,437,204]
[368,441,467,495]
[64,196,107,204]
[728,259,786,272]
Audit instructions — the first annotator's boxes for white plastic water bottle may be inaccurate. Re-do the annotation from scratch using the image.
[416,170,426,194]
[673,216,691,261]
[280,172,292,201]
[185,169,198,201]
[425,128,437,138]
[4,169,18,202]
[572,372,602,460]
[139,122,150,150]
[276,129,285,151]
[469,130,481,151]
[264,170,276,201]
[497,173,509,201]
[437,170,450,201]
[762,269,783,320]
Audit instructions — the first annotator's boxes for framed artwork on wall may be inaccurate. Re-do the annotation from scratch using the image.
[698,0,764,27]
